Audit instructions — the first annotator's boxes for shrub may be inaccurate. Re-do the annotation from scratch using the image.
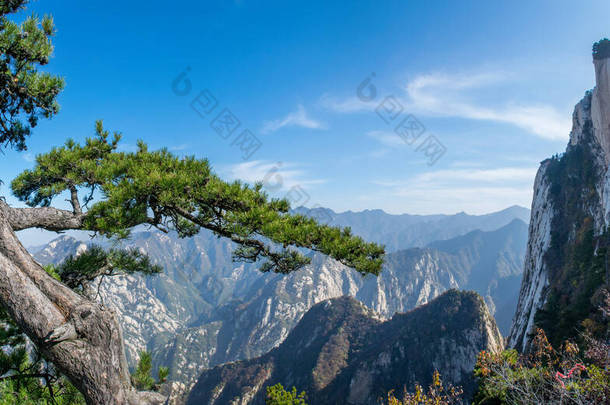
[474,329,610,404]
[131,351,168,391]
[265,383,307,405]
[593,38,610,60]
[384,370,463,405]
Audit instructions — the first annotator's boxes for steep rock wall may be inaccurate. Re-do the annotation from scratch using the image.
[509,47,610,351]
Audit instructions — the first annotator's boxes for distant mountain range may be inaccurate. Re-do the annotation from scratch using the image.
[187,290,503,405]
[295,205,530,252]
[29,206,529,399]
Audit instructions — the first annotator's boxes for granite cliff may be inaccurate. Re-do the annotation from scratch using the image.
[509,39,610,351]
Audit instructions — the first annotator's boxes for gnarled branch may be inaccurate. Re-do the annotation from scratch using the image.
[2,201,86,231]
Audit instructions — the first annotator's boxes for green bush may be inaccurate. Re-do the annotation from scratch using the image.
[0,303,85,405]
[593,38,610,60]
[131,351,168,391]
[537,142,608,348]
[265,383,307,405]
[474,329,610,404]
[384,370,463,405]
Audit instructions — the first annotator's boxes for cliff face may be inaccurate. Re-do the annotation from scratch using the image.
[591,56,610,163]
[509,45,610,351]
[186,290,503,405]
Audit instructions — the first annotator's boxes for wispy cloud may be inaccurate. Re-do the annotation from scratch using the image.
[318,93,374,114]
[321,70,571,141]
[409,167,538,184]
[169,144,189,151]
[405,72,570,141]
[261,104,326,134]
[366,130,407,148]
[371,166,537,214]
[222,160,326,191]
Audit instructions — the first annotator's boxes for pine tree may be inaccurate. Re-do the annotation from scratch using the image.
[131,351,168,392]
[1,120,384,404]
[0,0,64,151]
[0,3,385,404]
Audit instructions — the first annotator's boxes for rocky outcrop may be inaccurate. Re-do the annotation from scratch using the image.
[591,55,610,163]
[507,163,555,351]
[509,42,610,351]
[32,217,526,397]
[186,290,503,405]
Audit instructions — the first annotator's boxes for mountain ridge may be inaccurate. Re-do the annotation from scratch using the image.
[186,290,503,405]
[30,207,528,397]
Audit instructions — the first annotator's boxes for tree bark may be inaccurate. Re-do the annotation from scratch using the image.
[0,201,164,404]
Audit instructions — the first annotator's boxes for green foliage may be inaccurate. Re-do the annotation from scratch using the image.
[43,263,61,281]
[0,0,64,151]
[473,329,610,404]
[11,121,385,275]
[0,306,85,404]
[56,244,162,293]
[0,379,84,405]
[265,383,307,405]
[384,370,463,405]
[131,351,167,392]
[536,142,609,347]
[593,38,610,60]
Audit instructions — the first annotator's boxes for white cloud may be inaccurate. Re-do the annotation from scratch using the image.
[371,166,538,214]
[405,72,570,141]
[321,70,571,141]
[169,144,189,151]
[366,130,407,148]
[261,105,326,134]
[412,167,538,183]
[318,93,375,113]
[223,160,326,191]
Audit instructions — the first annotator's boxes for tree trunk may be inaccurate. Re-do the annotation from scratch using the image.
[0,203,164,404]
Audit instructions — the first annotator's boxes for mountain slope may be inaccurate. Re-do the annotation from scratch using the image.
[30,209,527,395]
[187,290,503,405]
[427,219,528,333]
[509,42,610,351]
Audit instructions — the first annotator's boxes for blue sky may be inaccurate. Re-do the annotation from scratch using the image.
[3,0,610,246]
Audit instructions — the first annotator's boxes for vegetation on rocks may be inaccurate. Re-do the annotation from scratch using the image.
[131,352,168,392]
[474,327,609,404]
[384,370,463,405]
[593,38,610,60]
[0,0,64,151]
[536,139,609,348]
[266,383,308,405]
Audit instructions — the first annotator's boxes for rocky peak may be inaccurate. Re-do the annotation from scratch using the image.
[187,290,503,405]
[570,40,610,162]
[591,45,610,163]
[509,40,610,351]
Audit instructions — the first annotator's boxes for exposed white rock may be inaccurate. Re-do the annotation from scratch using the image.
[30,208,526,399]
[507,162,553,351]
[510,51,610,351]
[592,57,610,163]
